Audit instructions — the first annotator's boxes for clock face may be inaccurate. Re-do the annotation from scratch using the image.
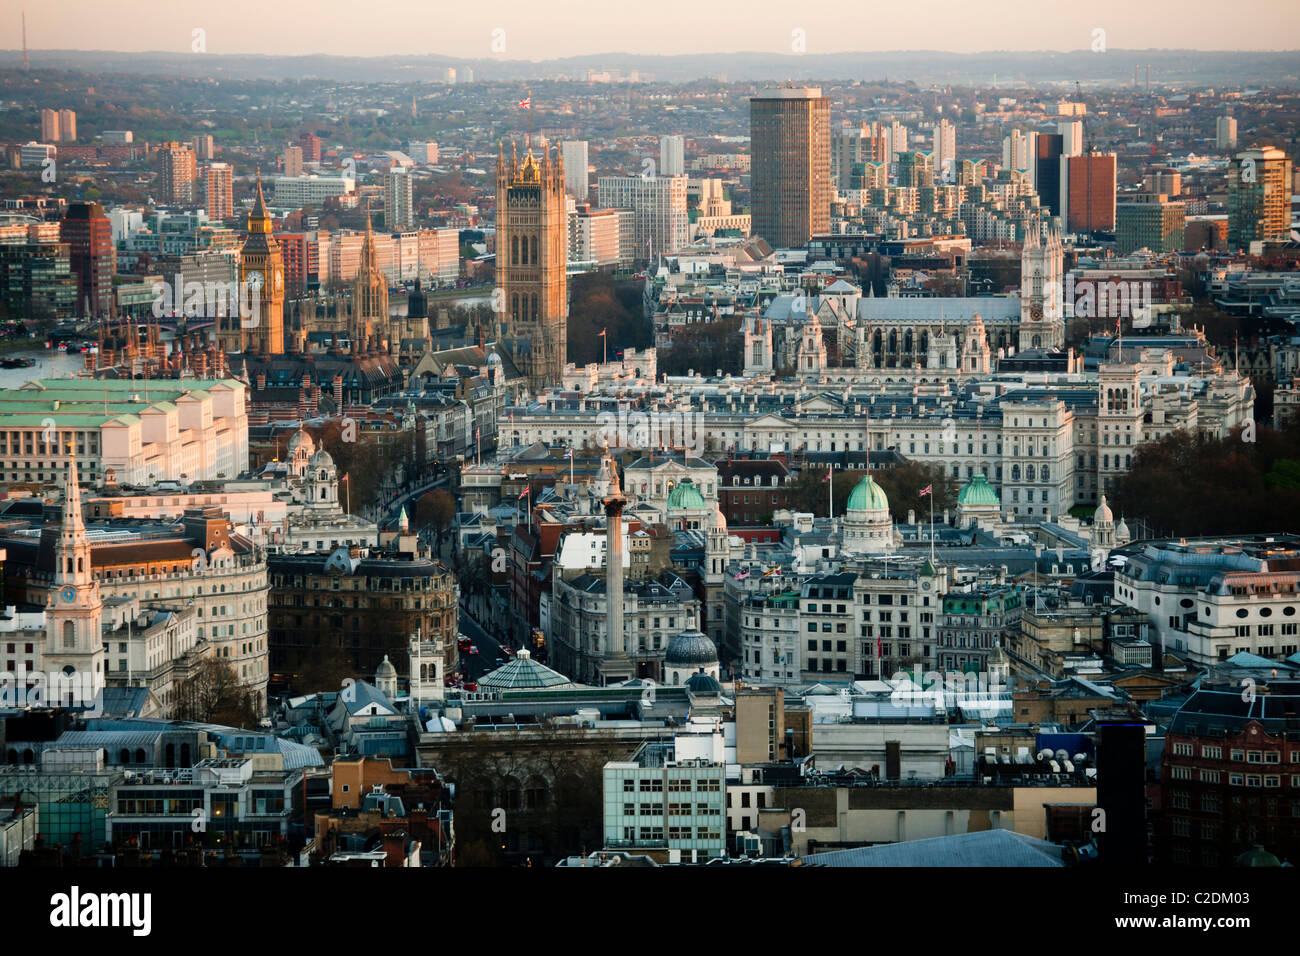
[61,586,76,603]
[246,270,264,292]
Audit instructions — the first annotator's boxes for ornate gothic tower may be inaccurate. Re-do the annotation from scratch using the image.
[44,454,105,697]
[1018,226,1063,351]
[351,207,389,352]
[236,172,285,354]
[496,142,567,391]
[743,316,772,376]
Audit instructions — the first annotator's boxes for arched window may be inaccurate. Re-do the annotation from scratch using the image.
[134,748,147,764]
[511,294,519,321]
[1026,464,1035,482]
[530,236,538,264]
[511,236,519,265]
[165,743,176,766]
[120,748,131,765]
[530,294,538,321]
[63,620,75,649]
[1011,465,1021,482]
[1041,465,1050,481]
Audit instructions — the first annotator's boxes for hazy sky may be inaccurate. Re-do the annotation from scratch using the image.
[9,0,1300,59]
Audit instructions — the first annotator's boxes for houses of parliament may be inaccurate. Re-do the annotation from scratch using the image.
[209,147,569,400]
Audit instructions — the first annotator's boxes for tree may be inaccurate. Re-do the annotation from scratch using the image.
[173,658,259,728]
[416,488,456,543]
[873,462,957,522]
[657,318,743,377]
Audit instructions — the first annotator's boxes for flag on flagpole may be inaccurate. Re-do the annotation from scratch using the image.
[517,487,528,500]
[518,95,531,110]
[598,329,606,337]
[340,472,349,482]
[734,570,750,580]
[822,471,831,483]
[919,485,932,497]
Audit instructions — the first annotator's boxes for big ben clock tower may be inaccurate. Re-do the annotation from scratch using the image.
[235,171,285,355]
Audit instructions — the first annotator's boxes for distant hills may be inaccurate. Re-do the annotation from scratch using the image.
[0,48,1296,86]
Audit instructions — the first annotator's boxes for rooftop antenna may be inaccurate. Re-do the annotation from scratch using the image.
[22,10,29,72]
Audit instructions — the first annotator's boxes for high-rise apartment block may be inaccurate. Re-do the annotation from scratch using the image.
[596,175,689,260]
[932,119,956,181]
[204,162,235,221]
[385,167,414,232]
[298,132,323,163]
[284,145,303,177]
[749,87,831,250]
[159,142,198,205]
[1058,120,1084,158]
[40,109,60,143]
[59,109,76,143]
[193,134,215,161]
[660,135,685,177]
[1228,146,1293,249]
[1216,116,1238,150]
[561,140,590,199]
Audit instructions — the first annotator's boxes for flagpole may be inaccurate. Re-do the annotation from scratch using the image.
[930,489,935,566]
[828,467,833,519]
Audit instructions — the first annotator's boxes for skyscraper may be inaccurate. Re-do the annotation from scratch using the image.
[1116,195,1186,254]
[58,201,114,319]
[193,134,215,161]
[59,109,76,143]
[159,142,197,205]
[204,162,234,221]
[749,86,831,250]
[1058,119,1084,158]
[1061,152,1117,234]
[660,134,684,176]
[1035,134,1065,217]
[385,166,414,231]
[561,140,589,198]
[1228,146,1293,250]
[497,143,568,392]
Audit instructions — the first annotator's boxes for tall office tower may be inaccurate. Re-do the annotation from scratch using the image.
[561,140,590,198]
[58,201,114,319]
[932,119,956,180]
[496,143,568,392]
[1216,116,1238,150]
[749,86,831,250]
[235,174,285,355]
[193,134,215,161]
[1058,119,1084,158]
[1228,146,1293,250]
[385,166,414,231]
[1116,194,1186,254]
[1142,166,1181,197]
[660,134,685,176]
[1035,133,1064,217]
[1018,227,1064,351]
[204,162,235,221]
[284,145,304,177]
[596,175,689,260]
[40,109,59,143]
[896,151,935,188]
[59,109,76,142]
[1002,128,1031,172]
[298,132,323,163]
[1060,152,1117,234]
[159,142,198,204]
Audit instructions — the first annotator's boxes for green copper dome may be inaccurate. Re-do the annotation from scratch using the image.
[845,475,890,513]
[666,478,706,512]
[958,473,1000,508]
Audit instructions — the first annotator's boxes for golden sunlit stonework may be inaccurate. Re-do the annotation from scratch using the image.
[496,142,568,392]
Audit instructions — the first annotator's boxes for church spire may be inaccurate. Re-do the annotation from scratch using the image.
[63,446,84,537]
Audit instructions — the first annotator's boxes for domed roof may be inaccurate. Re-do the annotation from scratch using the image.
[1115,516,1130,536]
[1236,844,1281,867]
[375,655,397,679]
[1094,494,1113,524]
[309,447,336,470]
[666,478,706,512]
[664,629,717,666]
[487,352,503,366]
[709,502,727,532]
[685,671,722,695]
[957,473,1000,508]
[845,474,890,513]
[288,429,315,455]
